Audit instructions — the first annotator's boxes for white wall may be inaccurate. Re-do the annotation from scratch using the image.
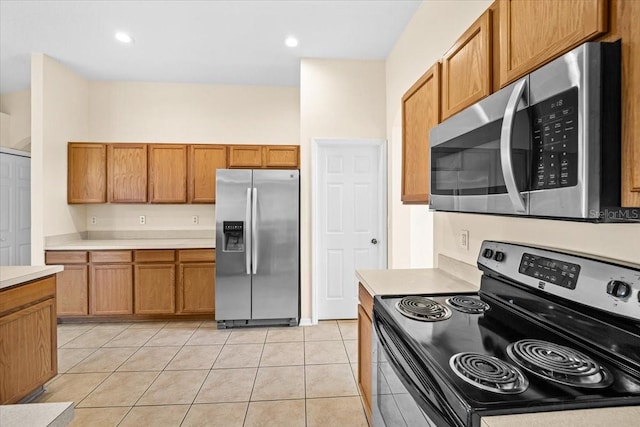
[84,81,300,233]
[88,82,299,144]
[0,89,31,151]
[385,0,492,269]
[385,0,640,267]
[300,58,386,320]
[31,54,89,264]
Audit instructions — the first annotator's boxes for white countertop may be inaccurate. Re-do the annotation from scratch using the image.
[45,238,215,250]
[356,267,479,296]
[482,405,640,427]
[0,402,74,427]
[0,265,64,291]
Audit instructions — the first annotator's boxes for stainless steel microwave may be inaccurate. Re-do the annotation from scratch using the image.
[430,41,637,222]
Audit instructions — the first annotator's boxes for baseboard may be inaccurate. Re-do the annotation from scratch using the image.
[298,318,314,326]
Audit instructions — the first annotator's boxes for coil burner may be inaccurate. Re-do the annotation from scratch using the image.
[449,352,529,394]
[507,339,613,388]
[445,296,490,314]
[395,296,452,322]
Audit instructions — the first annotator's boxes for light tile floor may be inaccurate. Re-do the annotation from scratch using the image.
[35,320,368,426]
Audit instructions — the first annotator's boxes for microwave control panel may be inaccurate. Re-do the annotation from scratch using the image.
[530,88,579,190]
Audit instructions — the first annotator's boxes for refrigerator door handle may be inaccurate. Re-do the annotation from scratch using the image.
[252,187,258,275]
[245,187,252,275]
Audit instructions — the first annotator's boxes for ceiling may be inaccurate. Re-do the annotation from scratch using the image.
[0,0,422,94]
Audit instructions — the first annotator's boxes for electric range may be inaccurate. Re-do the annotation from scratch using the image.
[372,241,640,427]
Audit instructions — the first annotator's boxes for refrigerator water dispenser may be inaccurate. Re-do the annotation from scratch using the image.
[223,221,244,252]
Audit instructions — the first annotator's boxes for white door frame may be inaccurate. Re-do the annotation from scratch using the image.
[311,138,387,324]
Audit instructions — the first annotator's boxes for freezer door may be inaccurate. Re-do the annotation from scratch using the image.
[215,169,252,320]
[251,170,300,320]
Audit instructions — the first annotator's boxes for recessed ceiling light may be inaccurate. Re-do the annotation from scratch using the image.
[115,32,133,44]
[284,36,298,48]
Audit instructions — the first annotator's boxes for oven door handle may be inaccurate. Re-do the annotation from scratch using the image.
[500,78,527,213]
[373,316,463,427]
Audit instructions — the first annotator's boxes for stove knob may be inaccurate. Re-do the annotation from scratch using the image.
[606,280,631,298]
[483,248,494,258]
[493,251,505,262]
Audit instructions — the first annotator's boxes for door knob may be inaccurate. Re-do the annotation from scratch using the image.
[371,238,378,245]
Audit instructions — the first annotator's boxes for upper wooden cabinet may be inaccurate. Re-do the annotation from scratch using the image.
[108,144,148,203]
[68,143,107,203]
[442,9,493,120]
[149,144,188,203]
[228,145,300,169]
[264,146,299,168]
[189,145,227,203]
[402,63,441,204]
[228,145,263,168]
[620,0,640,206]
[69,143,299,205]
[499,0,608,87]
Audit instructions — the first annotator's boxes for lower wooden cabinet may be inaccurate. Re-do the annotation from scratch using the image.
[90,264,134,315]
[0,275,57,404]
[45,251,89,316]
[178,249,216,314]
[357,282,373,423]
[56,265,89,315]
[178,263,215,313]
[134,264,176,314]
[46,248,215,319]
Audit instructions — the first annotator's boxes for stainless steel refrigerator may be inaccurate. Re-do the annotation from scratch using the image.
[215,169,300,328]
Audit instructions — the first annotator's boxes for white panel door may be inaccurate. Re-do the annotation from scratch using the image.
[316,140,386,320]
[0,152,30,266]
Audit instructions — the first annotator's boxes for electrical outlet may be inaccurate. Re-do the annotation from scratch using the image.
[459,229,469,250]
[139,215,146,225]
[90,216,97,225]
[192,215,199,225]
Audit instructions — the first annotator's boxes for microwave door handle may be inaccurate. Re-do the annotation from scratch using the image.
[500,78,527,213]
[245,187,252,275]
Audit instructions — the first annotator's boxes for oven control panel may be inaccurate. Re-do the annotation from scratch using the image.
[477,241,640,320]
[518,253,580,289]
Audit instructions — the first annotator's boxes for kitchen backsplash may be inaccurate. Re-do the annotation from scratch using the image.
[85,204,215,232]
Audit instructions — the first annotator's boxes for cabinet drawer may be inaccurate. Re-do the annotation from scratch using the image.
[358,283,373,319]
[90,251,132,263]
[134,250,176,263]
[178,249,216,262]
[45,251,88,264]
[0,276,56,316]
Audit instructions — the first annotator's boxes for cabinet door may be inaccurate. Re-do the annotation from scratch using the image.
[358,303,372,421]
[264,145,299,168]
[228,145,263,168]
[108,144,148,203]
[56,265,89,316]
[402,63,440,204]
[68,143,106,203]
[178,263,215,314]
[499,0,607,86]
[0,297,56,404]
[615,0,640,207]
[134,264,176,314]
[90,264,133,315]
[189,145,227,203]
[149,144,188,203]
[442,10,492,120]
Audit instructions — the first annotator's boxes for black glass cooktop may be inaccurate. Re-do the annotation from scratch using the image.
[374,286,640,421]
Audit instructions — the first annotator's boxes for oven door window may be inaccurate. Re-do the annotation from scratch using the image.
[431,113,530,196]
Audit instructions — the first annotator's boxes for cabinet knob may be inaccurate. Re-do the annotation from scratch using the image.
[371,238,378,245]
